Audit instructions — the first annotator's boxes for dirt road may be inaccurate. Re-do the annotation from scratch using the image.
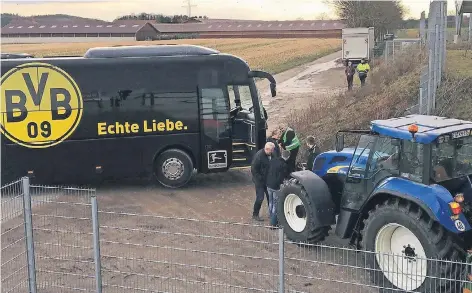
[2,52,376,293]
[258,50,346,131]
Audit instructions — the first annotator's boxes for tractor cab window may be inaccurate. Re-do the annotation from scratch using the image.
[366,136,400,179]
[432,136,472,183]
[399,140,424,183]
[347,135,376,179]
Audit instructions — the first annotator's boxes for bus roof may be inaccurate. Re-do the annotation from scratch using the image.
[83,44,220,59]
[0,45,249,70]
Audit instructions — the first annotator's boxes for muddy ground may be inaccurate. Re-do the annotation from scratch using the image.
[2,52,380,293]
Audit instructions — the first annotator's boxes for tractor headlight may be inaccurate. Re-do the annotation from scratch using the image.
[449,201,462,215]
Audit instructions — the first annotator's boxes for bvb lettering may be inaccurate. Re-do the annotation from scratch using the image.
[98,119,188,136]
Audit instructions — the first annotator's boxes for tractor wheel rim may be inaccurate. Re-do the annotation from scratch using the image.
[375,223,427,291]
[284,193,307,233]
[162,158,184,180]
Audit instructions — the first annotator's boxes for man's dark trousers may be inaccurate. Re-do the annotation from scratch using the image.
[287,147,299,174]
[253,184,267,217]
[359,74,367,86]
[347,75,354,90]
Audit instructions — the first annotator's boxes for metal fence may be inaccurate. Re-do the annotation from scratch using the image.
[383,38,422,63]
[2,177,472,293]
[418,0,448,115]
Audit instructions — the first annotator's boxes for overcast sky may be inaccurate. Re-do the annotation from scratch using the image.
[1,0,458,21]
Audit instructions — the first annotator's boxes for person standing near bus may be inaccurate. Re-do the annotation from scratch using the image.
[251,142,275,222]
[266,129,281,158]
[278,125,301,174]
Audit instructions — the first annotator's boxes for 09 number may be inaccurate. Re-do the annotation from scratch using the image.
[27,121,52,139]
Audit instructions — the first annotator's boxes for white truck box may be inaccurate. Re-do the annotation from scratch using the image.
[342,27,375,63]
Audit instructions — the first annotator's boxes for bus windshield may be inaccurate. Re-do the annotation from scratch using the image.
[238,85,253,110]
[432,136,472,182]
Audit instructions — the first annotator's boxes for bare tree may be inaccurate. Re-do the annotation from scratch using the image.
[330,0,405,39]
[315,12,331,20]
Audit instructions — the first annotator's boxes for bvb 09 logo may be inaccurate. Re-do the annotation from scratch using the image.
[1,63,83,148]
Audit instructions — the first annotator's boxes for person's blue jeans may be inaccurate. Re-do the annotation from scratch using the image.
[267,187,279,226]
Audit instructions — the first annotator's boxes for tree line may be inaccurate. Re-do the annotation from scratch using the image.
[115,13,208,23]
[331,0,405,39]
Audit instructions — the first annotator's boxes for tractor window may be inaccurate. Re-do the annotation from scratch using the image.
[432,136,472,182]
[366,136,400,178]
[399,140,424,183]
[347,135,376,179]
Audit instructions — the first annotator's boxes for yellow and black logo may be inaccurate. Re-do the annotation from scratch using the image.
[1,62,83,148]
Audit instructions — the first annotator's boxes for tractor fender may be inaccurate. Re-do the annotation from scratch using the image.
[289,170,336,228]
[364,177,471,234]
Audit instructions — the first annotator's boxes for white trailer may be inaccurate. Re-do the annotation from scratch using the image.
[342,27,375,64]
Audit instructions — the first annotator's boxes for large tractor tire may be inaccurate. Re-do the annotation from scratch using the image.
[277,171,335,244]
[360,198,466,293]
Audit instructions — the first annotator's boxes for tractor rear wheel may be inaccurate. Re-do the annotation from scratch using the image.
[360,198,465,293]
[277,180,331,244]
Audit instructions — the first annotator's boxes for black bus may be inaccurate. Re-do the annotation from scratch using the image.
[0,45,276,188]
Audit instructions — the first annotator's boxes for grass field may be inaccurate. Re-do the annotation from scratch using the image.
[446,49,472,78]
[1,38,341,74]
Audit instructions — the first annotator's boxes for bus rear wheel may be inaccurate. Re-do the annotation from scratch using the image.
[154,149,194,188]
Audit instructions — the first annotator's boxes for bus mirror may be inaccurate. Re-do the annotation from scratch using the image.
[336,134,344,152]
[248,70,276,97]
[270,83,276,97]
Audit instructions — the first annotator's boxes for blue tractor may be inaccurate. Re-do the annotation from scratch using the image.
[278,115,472,293]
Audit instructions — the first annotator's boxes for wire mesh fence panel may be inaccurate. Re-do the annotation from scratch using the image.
[284,240,472,293]
[97,209,280,293]
[1,179,29,293]
[29,185,96,293]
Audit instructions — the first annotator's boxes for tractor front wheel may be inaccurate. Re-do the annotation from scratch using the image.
[277,181,331,244]
[360,198,465,293]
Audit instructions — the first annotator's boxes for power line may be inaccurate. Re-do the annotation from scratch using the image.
[182,0,197,18]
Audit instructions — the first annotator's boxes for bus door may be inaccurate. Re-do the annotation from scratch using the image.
[198,87,232,173]
[227,85,258,169]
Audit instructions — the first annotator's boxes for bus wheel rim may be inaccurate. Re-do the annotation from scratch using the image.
[162,158,184,180]
[375,223,427,291]
[284,193,307,233]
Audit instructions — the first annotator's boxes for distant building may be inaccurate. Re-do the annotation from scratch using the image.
[1,19,344,44]
[1,21,159,44]
[153,20,344,39]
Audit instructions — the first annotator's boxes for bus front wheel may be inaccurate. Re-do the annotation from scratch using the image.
[154,149,194,188]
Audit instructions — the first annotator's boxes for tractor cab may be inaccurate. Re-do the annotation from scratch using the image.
[279,115,472,293]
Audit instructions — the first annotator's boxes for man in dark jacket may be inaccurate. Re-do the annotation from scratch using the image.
[345,60,356,91]
[266,129,281,158]
[251,142,275,221]
[266,150,290,227]
[305,136,321,172]
[279,126,300,174]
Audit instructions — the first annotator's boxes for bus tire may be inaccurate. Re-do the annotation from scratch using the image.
[360,198,466,293]
[154,149,194,188]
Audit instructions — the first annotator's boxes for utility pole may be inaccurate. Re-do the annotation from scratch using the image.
[182,0,197,18]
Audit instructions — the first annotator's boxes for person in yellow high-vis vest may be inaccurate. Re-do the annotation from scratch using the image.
[278,126,301,174]
[356,58,371,87]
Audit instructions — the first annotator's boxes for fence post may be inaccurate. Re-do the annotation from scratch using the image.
[91,195,102,293]
[469,12,472,42]
[22,176,37,293]
[427,48,433,115]
[419,88,423,115]
[278,227,285,293]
